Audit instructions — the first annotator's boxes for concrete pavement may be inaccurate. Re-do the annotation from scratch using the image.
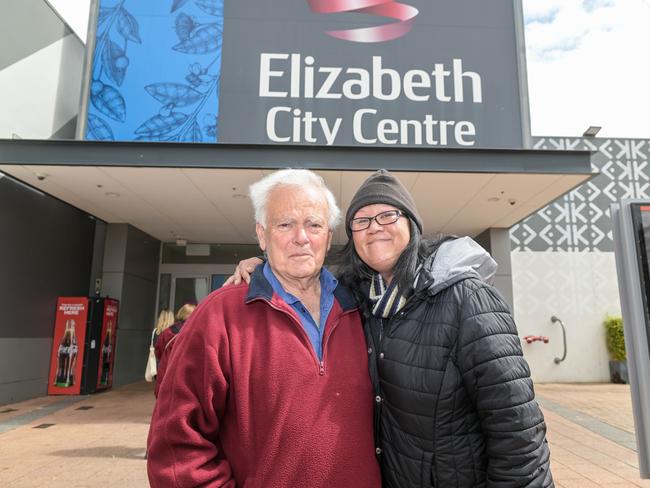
[0,381,648,487]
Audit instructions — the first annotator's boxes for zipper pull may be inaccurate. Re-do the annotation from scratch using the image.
[319,361,325,376]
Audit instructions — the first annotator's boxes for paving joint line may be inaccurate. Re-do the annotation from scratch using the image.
[0,396,86,435]
[537,395,638,452]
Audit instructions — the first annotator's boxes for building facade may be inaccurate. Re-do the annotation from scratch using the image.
[0,0,610,404]
[512,137,649,382]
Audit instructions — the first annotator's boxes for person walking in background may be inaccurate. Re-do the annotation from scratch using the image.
[147,169,380,488]
[145,309,174,383]
[152,309,174,349]
[153,303,196,398]
[144,309,174,459]
[228,169,553,487]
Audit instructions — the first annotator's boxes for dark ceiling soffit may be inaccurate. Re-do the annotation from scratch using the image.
[0,139,593,175]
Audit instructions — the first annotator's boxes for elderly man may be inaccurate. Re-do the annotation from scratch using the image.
[147,169,381,488]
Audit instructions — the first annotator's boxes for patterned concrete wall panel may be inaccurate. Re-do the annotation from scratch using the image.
[511,138,650,252]
[0,34,84,138]
[512,250,621,383]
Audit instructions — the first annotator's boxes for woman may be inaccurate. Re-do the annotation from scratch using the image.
[154,309,175,339]
[146,309,174,383]
[153,303,196,397]
[230,170,553,487]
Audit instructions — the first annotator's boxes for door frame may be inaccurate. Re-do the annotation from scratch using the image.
[156,263,237,315]
[169,273,210,313]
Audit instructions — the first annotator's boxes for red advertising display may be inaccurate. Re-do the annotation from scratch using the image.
[96,298,119,390]
[48,297,89,395]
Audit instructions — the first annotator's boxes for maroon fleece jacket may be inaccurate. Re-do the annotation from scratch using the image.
[147,271,381,488]
[153,321,183,398]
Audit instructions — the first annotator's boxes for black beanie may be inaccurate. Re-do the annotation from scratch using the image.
[345,169,423,237]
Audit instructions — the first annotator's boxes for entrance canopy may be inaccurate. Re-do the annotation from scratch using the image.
[0,139,594,245]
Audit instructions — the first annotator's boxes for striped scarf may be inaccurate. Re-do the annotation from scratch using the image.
[369,273,410,319]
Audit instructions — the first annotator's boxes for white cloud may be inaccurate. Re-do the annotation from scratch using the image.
[523,0,650,138]
[523,0,565,22]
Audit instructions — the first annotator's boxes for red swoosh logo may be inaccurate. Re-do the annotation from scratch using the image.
[307,0,419,43]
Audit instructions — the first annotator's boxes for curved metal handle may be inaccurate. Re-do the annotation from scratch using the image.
[551,315,567,364]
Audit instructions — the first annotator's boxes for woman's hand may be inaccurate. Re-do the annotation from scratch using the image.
[222,257,264,286]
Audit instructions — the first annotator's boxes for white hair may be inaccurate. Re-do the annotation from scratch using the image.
[249,169,341,229]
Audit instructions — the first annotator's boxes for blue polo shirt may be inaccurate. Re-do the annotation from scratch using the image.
[263,262,337,360]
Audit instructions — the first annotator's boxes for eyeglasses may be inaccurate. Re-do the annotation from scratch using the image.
[349,210,404,232]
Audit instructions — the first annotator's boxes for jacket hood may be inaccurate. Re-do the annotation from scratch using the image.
[416,237,497,296]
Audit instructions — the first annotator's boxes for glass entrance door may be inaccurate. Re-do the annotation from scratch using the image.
[157,265,238,316]
[171,275,210,312]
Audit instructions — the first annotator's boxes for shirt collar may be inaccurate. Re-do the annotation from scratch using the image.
[263,261,338,304]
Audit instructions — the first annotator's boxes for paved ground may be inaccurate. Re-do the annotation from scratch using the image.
[0,381,648,487]
[537,383,650,487]
[0,382,153,488]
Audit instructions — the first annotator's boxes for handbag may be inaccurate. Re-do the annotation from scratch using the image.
[145,329,157,382]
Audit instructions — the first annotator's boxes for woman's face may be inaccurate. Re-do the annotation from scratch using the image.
[351,203,411,283]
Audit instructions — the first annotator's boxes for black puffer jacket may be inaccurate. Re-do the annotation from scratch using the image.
[364,237,553,488]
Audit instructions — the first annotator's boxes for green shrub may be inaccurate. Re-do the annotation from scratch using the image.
[604,315,626,361]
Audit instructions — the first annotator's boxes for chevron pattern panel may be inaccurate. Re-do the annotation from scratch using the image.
[512,251,621,320]
[510,137,650,252]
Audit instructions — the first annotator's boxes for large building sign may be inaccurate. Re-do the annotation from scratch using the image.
[82,0,525,148]
[257,54,482,146]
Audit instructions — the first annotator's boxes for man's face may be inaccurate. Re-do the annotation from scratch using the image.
[256,185,333,283]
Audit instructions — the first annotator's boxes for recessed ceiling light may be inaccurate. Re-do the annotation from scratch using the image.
[487,197,500,202]
[104,192,120,198]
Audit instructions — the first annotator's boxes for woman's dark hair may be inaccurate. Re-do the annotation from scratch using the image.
[336,217,441,315]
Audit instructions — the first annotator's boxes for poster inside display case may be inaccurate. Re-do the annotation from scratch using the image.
[47,297,119,396]
[48,297,89,395]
